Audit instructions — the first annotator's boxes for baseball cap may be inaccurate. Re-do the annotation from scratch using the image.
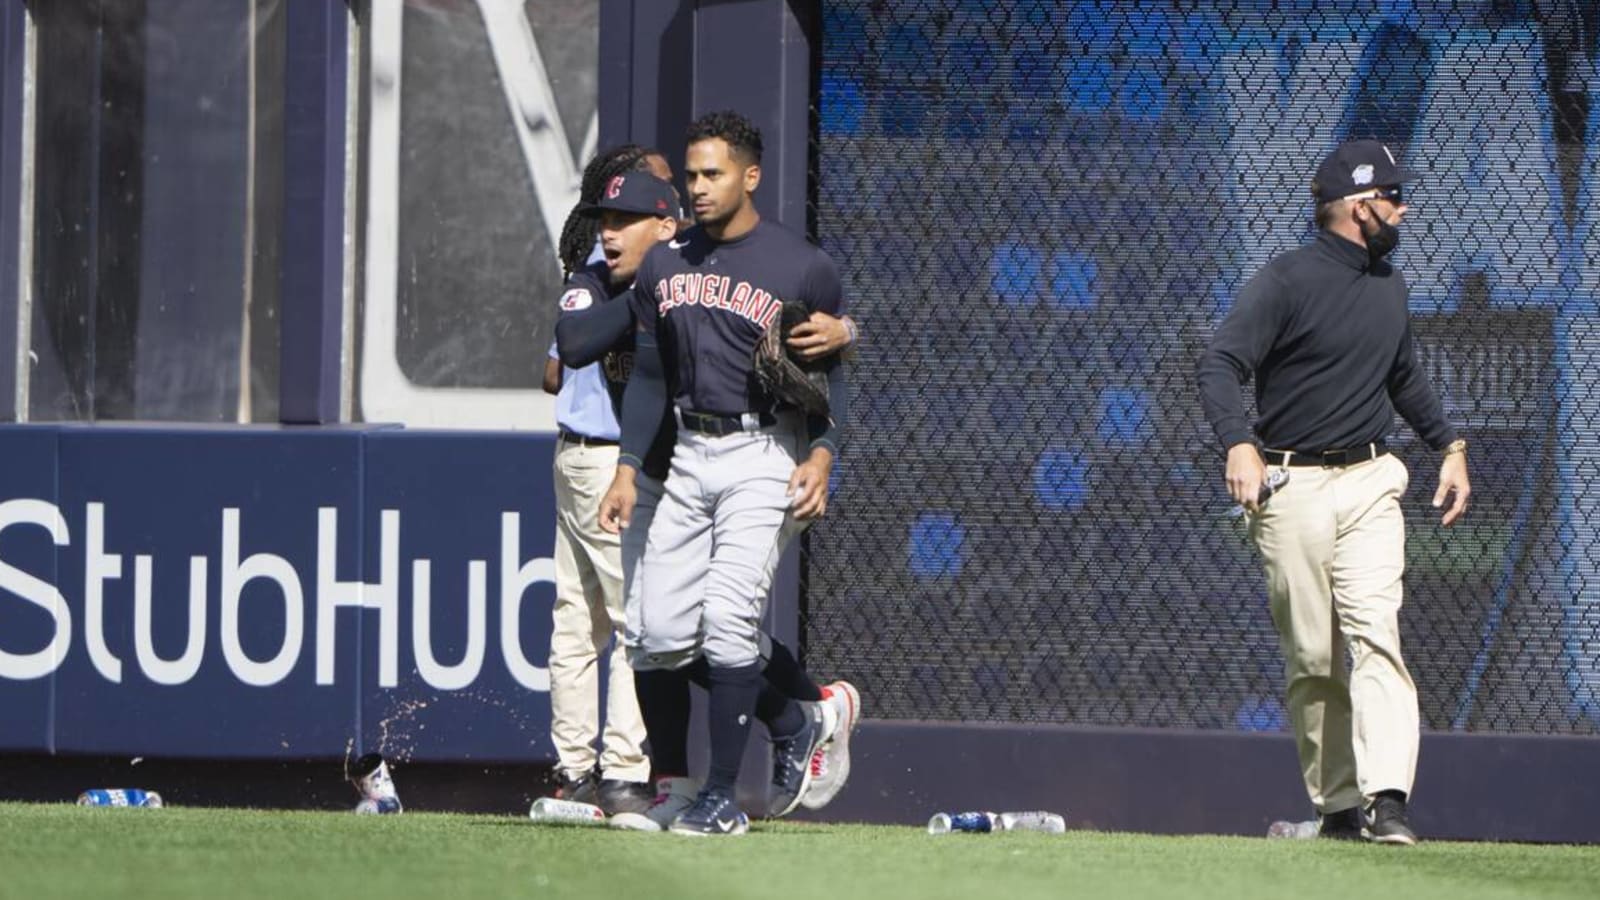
[583,172,678,217]
[1310,139,1418,202]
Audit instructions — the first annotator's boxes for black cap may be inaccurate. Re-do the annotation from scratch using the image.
[1311,139,1419,202]
[582,172,677,217]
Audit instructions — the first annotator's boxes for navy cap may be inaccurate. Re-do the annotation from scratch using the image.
[1311,139,1419,202]
[583,172,678,217]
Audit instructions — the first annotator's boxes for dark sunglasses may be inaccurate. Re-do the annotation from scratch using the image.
[1366,186,1404,205]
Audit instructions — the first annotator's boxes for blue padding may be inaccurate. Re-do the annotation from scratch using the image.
[1098,387,1149,444]
[1051,250,1099,309]
[821,6,866,49]
[884,23,932,69]
[0,424,564,764]
[1235,696,1288,732]
[51,427,367,758]
[1011,46,1059,98]
[990,241,1045,306]
[819,73,864,136]
[0,425,63,753]
[1033,449,1090,512]
[360,431,559,763]
[879,87,928,137]
[944,38,998,87]
[1118,7,1172,58]
[1066,1,1116,46]
[1176,13,1223,68]
[1007,115,1052,145]
[1065,57,1114,114]
[909,512,966,579]
[1120,67,1168,122]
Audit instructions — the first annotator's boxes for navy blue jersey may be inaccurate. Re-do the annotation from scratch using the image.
[557,261,632,407]
[631,220,845,416]
[555,261,675,479]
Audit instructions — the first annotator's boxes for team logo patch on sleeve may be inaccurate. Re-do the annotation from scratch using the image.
[560,288,594,311]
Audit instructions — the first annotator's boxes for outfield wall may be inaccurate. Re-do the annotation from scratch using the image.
[1,0,1599,840]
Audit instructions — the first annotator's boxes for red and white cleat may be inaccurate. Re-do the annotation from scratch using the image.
[801,680,861,810]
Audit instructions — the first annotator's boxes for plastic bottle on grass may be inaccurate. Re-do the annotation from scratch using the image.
[529,797,606,825]
[1267,819,1319,839]
[997,811,1066,834]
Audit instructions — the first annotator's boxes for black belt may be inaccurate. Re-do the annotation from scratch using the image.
[678,409,776,436]
[1262,441,1387,468]
[558,430,618,448]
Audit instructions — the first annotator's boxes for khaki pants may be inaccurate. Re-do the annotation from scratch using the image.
[549,439,648,782]
[1251,452,1419,814]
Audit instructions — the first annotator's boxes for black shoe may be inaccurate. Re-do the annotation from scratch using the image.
[553,769,599,805]
[766,701,836,818]
[596,778,654,817]
[1318,807,1364,840]
[669,788,749,836]
[1365,795,1418,845]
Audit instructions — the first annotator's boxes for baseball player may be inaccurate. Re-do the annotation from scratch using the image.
[540,146,677,816]
[556,170,860,832]
[598,110,850,836]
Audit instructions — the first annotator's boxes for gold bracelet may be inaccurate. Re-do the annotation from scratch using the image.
[1444,438,1467,456]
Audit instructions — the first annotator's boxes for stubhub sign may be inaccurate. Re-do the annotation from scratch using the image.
[0,425,561,763]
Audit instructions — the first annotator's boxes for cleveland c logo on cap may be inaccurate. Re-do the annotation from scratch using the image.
[606,175,624,199]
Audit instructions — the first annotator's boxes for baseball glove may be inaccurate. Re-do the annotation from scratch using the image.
[753,301,831,417]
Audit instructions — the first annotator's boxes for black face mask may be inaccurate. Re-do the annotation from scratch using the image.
[1361,201,1399,260]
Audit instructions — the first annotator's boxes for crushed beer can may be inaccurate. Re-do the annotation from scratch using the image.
[927,811,998,834]
[349,753,403,815]
[78,789,162,808]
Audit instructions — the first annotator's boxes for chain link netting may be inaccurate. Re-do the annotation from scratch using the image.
[803,0,1600,735]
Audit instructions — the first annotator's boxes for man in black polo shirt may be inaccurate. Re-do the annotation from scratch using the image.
[1197,139,1472,845]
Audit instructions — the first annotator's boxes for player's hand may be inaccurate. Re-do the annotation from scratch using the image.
[786,313,852,360]
[787,448,834,520]
[1433,451,1470,527]
[1225,443,1267,513]
[599,466,638,534]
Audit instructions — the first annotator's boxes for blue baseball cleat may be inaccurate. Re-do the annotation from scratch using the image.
[669,788,750,837]
[767,699,837,818]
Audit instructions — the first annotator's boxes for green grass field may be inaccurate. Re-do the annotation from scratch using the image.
[3,803,1597,900]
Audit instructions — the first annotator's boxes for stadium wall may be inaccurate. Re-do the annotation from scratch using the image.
[0,0,1597,842]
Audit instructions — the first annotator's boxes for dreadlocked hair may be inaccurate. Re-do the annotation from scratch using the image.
[556,143,661,277]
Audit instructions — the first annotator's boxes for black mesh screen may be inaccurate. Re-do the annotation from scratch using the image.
[804,0,1600,735]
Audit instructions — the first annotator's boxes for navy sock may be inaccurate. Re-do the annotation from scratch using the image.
[705,662,763,795]
[756,689,807,739]
[633,668,691,778]
[686,656,801,732]
[762,639,822,701]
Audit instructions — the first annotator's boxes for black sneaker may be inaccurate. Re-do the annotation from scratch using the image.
[553,769,599,805]
[1365,795,1418,845]
[1318,807,1364,840]
[596,778,654,817]
[766,701,837,818]
[669,788,749,837]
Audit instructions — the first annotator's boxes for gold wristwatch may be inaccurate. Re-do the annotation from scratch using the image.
[1443,438,1467,456]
